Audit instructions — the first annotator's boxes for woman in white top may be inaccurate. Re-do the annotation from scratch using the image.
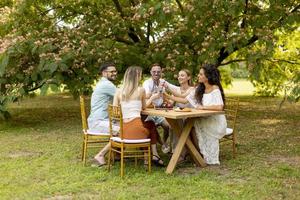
[94,66,164,166]
[166,69,194,108]
[165,69,195,158]
[115,66,164,166]
[164,64,227,165]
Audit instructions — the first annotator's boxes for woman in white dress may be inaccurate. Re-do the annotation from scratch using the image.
[164,64,226,165]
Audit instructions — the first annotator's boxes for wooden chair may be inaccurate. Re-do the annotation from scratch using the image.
[80,95,110,165]
[221,97,239,158]
[107,104,151,178]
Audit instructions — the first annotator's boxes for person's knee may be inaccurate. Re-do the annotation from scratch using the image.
[161,121,170,130]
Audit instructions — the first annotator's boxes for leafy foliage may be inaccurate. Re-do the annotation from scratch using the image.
[0,0,299,118]
[249,30,300,99]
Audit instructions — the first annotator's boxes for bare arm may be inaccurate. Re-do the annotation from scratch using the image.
[145,92,161,107]
[168,87,193,98]
[196,104,224,111]
[145,92,152,99]
[113,89,120,106]
[167,86,181,97]
[165,82,193,98]
[163,92,189,104]
[141,88,146,110]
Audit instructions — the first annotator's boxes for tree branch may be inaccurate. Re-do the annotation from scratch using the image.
[112,0,143,43]
[129,0,136,6]
[35,5,62,17]
[115,36,135,45]
[220,59,246,66]
[175,0,184,15]
[241,0,248,28]
[112,0,125,18]
[220,58,300,67]
[216,19,231,65]
[217,3,298,67]
[266,58,300,65]
[27,81,46,92]
[27,79,59,92]
[216,35,258,66]
[146,21,151,44]
[217,47,226,65]
[0,84,6,95]
[275,3,300,28]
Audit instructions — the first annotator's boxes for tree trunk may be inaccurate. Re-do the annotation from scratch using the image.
[0,83,5,95]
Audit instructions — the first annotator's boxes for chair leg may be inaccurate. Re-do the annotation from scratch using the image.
[134,148,138,168]
[233,133,237,158]
[81,141,85,161]
[83,139,88,166]
[121,146,124,178]
[148,145,151,173]
[108,145,112,172]
[112,151,115,164]
[232,140,237,158]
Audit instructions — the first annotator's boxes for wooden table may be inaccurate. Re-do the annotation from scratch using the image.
[141,108,224,174]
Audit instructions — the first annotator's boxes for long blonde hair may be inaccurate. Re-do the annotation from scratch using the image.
[180,69,193,86]
[122,66,143,101]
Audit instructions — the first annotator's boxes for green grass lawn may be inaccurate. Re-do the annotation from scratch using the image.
[0,83,299,199]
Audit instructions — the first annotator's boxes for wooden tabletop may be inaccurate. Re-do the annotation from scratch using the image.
[141,108,224,119]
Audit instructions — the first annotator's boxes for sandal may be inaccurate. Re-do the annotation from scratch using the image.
[161,144,170,154]
[177,155,186,165]
[152,155,165,167]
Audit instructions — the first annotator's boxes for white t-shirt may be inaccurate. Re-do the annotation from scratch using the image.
[143,78,167,107]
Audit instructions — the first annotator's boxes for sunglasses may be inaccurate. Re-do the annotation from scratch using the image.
[151,71,161,74]
[105,70,117,73]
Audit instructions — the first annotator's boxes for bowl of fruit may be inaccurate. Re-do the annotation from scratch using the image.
[155,102,173,110]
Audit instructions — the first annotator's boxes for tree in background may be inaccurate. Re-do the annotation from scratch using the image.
[0,0,299,118]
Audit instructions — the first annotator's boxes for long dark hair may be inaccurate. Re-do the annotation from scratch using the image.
[195,64,225,105]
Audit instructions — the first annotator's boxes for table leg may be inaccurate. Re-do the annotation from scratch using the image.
[185,137,207,167]
[166,118,207,174]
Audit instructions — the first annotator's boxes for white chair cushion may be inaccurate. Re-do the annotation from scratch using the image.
[225,128,233,135]
[110,137,150,144]
[85,129,110,136]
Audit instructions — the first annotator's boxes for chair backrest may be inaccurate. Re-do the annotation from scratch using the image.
[108,104,123,138]
[224,97,239,130]
[80,95,88,131]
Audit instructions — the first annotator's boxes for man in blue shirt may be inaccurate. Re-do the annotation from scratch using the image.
[88,62,119,166]
[88,62,118,132]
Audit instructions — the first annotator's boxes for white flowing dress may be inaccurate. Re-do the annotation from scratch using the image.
[186,89,227,165]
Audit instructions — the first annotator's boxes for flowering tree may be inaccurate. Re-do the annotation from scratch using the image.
[0,0,299,118]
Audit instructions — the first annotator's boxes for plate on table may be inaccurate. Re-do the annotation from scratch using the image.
[173,107,192,112]
[154,107,173,110]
